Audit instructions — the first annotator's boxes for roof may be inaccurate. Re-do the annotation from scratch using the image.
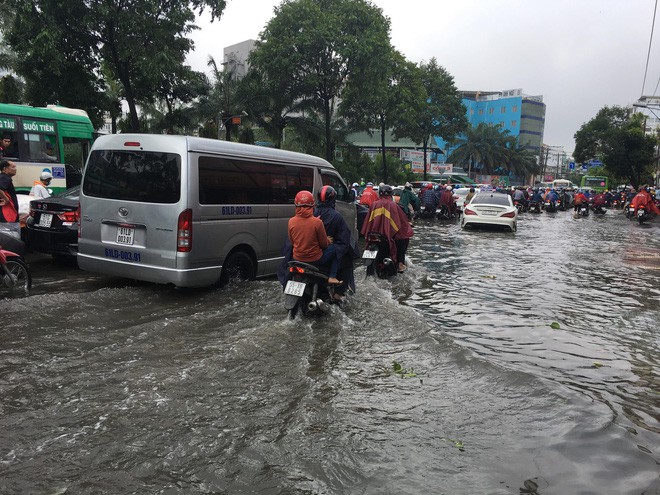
[345,131,423,149]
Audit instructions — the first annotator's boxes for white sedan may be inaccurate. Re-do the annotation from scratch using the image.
[461,192,518,232]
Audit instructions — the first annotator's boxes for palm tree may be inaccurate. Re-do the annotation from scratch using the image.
[506,145,540,183]
[448,123,510,178]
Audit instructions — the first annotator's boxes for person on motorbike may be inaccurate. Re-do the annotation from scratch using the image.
[573,190,589,212]
[314,185,360,300]
[398,182,420,219]
[438,185,456,216]
[512,187,527,208]
[361,184,413,273]
[544,188,559,207]
[420,183,439,215]
[592,191,607,212]
[287,190,341,285]
[465,187,476,204]
[530,188,543,204]
[630,186,660,216]
[30,171,53,199]
[359,182,378,208]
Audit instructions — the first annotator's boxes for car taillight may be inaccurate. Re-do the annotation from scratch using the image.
[58,211,78,223]
[464,208,477,215]
[501,211,516,218]
[177,209,192,252]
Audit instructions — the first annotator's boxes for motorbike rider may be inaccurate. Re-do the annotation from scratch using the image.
[544,188,559,207]
[630,186,660,216]
[359,182,378,208]
[30,171,53,199]
[398,182,420,219]
[438,185,456,216]
[314,185,360,300]
[512,187,527,208]
[420,183,439,214]
[530,188,543,204]
[465,187,476,204]
[361,184,413,273]
[573,190,590,212]
[592,191,607,212]
[287,190,341,285]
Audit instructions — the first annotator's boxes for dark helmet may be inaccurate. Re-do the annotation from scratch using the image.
[294,190,315,207]
[379,184,393,196]
[318,185,337,203]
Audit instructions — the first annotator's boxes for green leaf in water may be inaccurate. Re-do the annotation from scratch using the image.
[550,322,561,329]
[593,361,603,368]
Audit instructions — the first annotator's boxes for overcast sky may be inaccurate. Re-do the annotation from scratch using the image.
[187,0,660,155]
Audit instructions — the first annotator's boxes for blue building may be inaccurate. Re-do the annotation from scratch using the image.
[434,89,546,166]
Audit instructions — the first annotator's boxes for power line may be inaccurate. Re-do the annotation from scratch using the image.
[641,0,658,97]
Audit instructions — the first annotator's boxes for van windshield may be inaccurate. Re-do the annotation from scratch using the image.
[83,150,181,203]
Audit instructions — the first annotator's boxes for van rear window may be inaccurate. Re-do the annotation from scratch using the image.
[198,156,313,204]
[83,150,181,203]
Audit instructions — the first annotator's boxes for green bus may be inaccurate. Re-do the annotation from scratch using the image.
[0,103,95,194]
[580,175,608,192]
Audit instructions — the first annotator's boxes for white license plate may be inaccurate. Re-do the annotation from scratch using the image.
[284,280,306,296]
[38,213,53,228]
[116,227,135,245]
[480,210,498,216]
[362,249,378,259]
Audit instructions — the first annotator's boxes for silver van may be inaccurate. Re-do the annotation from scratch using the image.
[77,134,357,287]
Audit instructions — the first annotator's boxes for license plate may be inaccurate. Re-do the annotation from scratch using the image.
[284,280,306,296]
[480,210,498,216]
[38,213,53,228]
[116,226,134,245]
[362,249,378,259]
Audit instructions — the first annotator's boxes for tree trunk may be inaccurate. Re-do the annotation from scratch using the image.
[324,98,333,162]
[380,114,387,183]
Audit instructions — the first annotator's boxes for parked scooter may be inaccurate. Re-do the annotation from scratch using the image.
[363,231,398,279]
[283,260,339,319]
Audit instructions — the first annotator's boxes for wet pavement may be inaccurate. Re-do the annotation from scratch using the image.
[1,208,658,494]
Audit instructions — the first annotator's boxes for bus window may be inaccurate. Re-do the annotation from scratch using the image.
[23,131,58,162]
[63,137,90,169]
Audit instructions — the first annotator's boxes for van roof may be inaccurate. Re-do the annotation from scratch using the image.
[93,134,334,169]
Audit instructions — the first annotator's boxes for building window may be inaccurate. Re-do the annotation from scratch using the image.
[479,109,484,115]
[499,121,505,127]
[470,109,474,115]
[512,105,518,112]
[488,107,494,115]
[512,120,518,127]
[501,106,506,113]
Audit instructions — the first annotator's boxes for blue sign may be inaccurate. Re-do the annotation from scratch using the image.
[582,164,588,171]
[569,162,575,170]
[51,166,65,179]
[589,159,602,167]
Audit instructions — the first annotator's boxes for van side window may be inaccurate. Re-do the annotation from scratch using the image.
[320,172,349,201]
[198,157,313,205]
[83,150,181,203]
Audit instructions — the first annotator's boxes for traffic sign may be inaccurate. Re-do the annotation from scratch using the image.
[569,162,575,170]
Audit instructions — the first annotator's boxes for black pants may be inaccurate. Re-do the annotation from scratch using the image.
[395,239,409,265]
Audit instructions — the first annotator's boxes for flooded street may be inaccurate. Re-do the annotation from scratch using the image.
[1,210,659,494]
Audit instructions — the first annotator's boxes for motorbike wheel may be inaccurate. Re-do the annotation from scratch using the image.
[1,258,32,296]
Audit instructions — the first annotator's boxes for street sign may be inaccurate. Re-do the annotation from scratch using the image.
[582,164,588,171]
[569,162,575,170]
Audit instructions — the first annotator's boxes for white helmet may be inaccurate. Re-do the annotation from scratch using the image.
[40,171,53,181]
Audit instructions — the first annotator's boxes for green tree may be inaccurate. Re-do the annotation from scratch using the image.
[341,50,423,183]
[250,0,392,162]
[573,106,629,163]
[3,0,226,131]
[574,106,656,188]
[397,58,468,180]
[448,123,510,178]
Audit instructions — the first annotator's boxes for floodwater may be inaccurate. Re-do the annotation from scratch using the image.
[1,209,658,494]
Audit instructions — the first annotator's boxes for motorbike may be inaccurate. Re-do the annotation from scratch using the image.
[635,205,652,225]
[528,201,542,213]
[363,231,398,279]
[513,199,527,213]
[592,204,607,214]
[0,245,32,296]
[416,204,438,220]
[625,204,636,220]
[576,203,589,217]
[543,200,558,213]
[283,260,339,319]
[437,203,456,220]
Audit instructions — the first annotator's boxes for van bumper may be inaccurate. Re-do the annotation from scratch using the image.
[77,253,222,288]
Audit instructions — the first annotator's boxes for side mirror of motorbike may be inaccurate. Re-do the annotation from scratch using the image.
[349,189,356,202]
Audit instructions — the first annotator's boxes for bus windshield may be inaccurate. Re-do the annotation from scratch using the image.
[0,103,94,194]
[581,176,608,192]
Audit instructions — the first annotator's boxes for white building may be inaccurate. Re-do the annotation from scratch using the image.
[223,40,256,80]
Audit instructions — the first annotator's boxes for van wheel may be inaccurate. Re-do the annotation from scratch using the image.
[220,251,255,285]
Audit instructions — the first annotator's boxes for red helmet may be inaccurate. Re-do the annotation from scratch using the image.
[318,185,337,203]
[294,190,315,207]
